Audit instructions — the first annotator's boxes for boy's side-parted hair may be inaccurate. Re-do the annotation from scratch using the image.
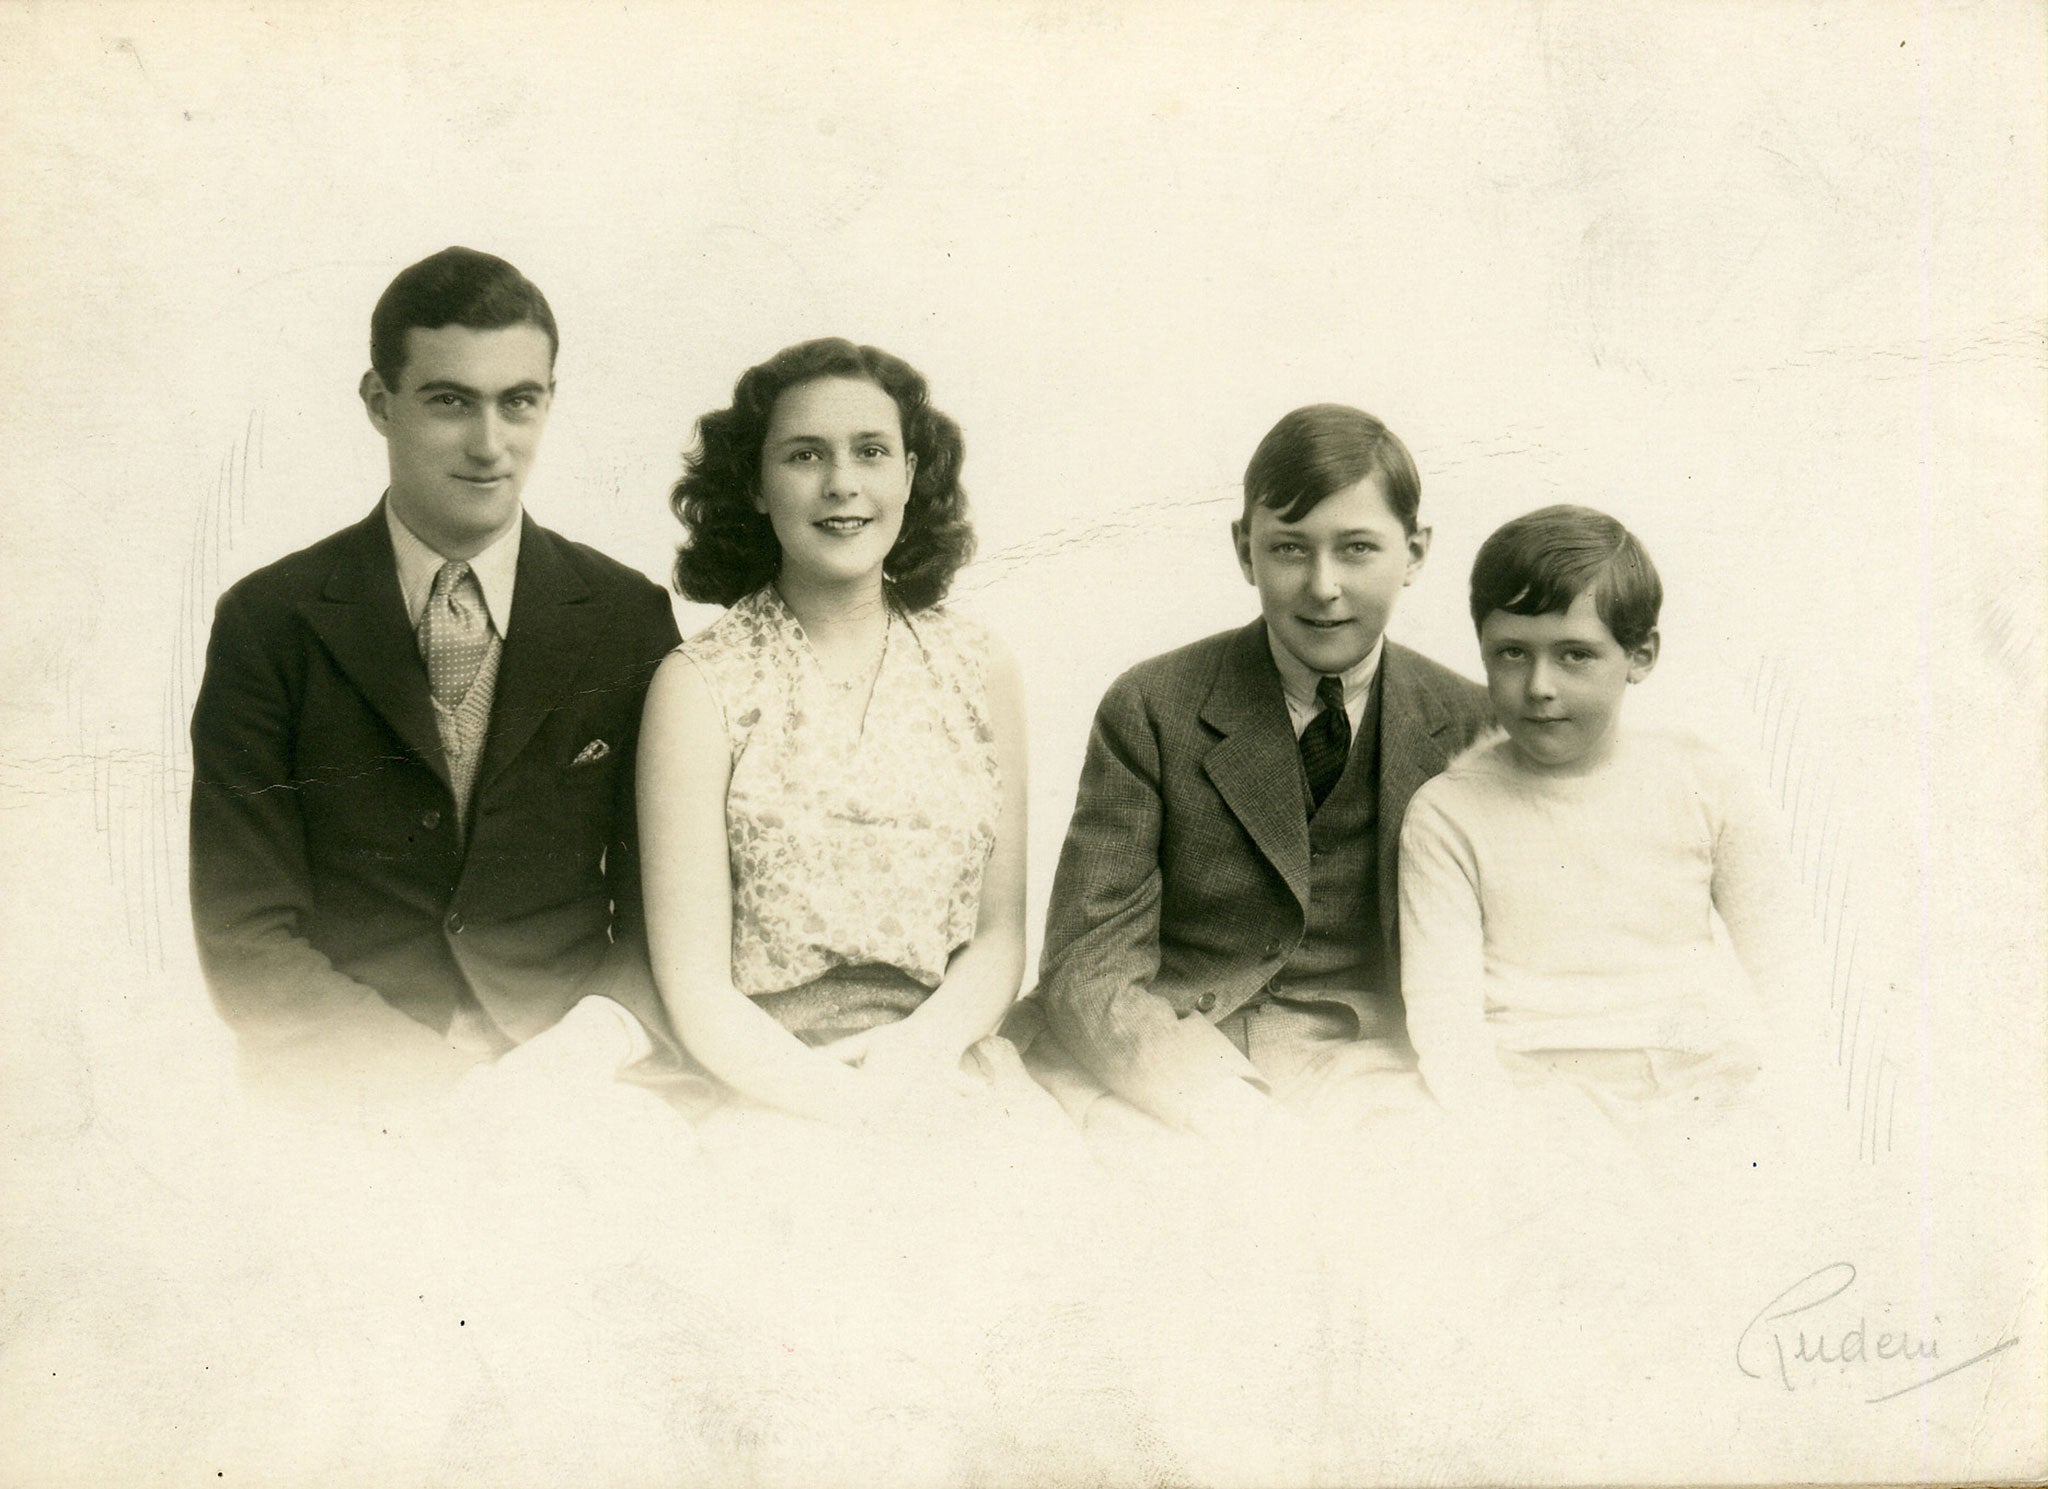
[1468,504,1663,650]
[369,247,559,392]
[1242,404,1422,533]
[670,338,973,612]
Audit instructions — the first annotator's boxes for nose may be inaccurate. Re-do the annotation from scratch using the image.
[467,406,508,465]
[819,448,860,501]
[1526,656,1558,701]
[1306,553,1341,603]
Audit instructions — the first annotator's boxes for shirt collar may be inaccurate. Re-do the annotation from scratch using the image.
[1266,627,1384,715]
[384,498,522,636]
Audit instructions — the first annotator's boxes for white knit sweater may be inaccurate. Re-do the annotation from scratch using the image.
[1397,726,1812,1110]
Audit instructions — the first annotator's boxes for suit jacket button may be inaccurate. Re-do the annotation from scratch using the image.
[1263,937,1282,958]
[1195,992,1217,1014]
[445,911,464,934]
[420,810,441,830]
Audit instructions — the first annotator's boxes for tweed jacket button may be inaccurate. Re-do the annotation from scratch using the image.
[445,910,464,934]
[420,810,441,830]
[1195,991,1217,1014]
[1262,937,1281,958]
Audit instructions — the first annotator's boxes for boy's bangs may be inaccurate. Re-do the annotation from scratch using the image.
[1494,564,1601,620]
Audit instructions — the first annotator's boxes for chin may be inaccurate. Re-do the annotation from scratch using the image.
[1286,632,1369,672]
[792,551,884,588]
[1516,737,1583,770]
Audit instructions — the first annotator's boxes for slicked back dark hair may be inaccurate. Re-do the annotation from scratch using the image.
[369,247,558,391]
[1469,504,1663,650]
[1242,404,1422,533]
[670,338,973,612]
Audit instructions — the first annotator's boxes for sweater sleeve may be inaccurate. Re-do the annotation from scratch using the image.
[1398,779,1512,1113]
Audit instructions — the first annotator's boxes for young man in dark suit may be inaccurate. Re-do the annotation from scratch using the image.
[189,247,680,1105]
[1034,405,1493,1138]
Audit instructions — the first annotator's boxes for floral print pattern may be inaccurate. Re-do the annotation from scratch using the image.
[676,586,1001,999]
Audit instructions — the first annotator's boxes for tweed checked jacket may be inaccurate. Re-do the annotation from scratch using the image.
[1038,619,1491,1128]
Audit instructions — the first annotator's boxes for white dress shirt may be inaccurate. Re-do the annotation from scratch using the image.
[1266,630,1383,739]
[385,502,522,633]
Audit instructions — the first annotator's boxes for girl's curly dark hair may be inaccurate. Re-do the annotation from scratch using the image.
[670,339,974,611]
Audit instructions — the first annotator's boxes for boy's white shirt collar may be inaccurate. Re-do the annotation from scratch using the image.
[385,498,522,637]
[1265,628,1383,739]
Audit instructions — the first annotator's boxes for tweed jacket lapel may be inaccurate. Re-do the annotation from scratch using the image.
[475,515,600,797]
[298,505,450,790]
[1198,620,1312,914]
[1374,641,1466,942]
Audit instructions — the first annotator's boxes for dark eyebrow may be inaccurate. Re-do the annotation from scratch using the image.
[770,429,898,449]
[1265,525,1387,540]
[414,379,550,399]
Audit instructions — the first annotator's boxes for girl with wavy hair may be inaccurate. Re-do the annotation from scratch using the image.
[639,338,1035,1130]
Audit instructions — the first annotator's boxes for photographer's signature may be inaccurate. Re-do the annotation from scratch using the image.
[1737,1262,2017,1403]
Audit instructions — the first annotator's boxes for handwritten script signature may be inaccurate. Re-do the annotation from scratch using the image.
[1737,1262,2017,1403]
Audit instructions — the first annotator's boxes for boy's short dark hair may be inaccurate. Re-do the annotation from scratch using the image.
[1242,404,1422,533]
[369,247,558,391]
[1468,503,1663,650]
[670,337,973,613]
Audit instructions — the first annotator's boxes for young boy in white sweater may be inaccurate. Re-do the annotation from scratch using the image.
[1398,505,1816,1125]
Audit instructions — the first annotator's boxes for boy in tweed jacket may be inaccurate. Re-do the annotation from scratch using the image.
[1033,405,1491,1136]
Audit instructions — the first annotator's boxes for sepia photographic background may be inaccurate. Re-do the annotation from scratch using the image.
[3,1,2043,1484]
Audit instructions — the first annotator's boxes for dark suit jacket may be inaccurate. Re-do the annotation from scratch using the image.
[1037,619,1492,1128]
[189,502,682,1096]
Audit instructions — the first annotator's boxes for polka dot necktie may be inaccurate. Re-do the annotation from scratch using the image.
[419,561,489,708]
[1298,673,1352,811]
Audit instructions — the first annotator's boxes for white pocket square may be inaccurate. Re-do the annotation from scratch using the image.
[569,739,611,768]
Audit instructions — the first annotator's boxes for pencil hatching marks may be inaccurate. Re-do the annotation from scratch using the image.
[92,412,263,967]
[1843,986,1863,1108]
[1753,653,1896,1164]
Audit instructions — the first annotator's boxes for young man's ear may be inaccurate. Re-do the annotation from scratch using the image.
[1402,523,1433,586]
[359,369,393,435]
[1626,629,1661,683]
[1231,519,1255,583]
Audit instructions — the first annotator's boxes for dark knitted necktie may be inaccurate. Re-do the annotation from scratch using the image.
[1299,673,1351,811]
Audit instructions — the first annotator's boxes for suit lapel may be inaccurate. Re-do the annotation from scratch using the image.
[298,507,450,788]
[476,517,600,797]
[1199,621,1312,913]
[1374,642,1460,941]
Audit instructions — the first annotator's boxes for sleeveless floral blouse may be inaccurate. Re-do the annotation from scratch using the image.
[676,586,1002,1001]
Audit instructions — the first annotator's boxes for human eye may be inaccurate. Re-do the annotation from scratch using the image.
[1561,647,1597,665]
[1267,540,1306,557]
[859,442,893,461]
[1493,644,1525,661]
[787,447,821,463]
[429,392,469,410]
[1345,540,1381,557]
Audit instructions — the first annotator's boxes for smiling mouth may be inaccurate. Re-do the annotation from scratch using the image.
[815,517,872,532]
[1297,617,1353,630]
